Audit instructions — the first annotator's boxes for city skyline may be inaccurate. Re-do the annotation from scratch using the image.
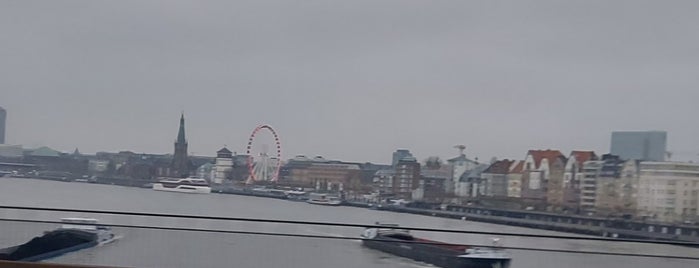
[3,1,699,163]
[1,110,688,164]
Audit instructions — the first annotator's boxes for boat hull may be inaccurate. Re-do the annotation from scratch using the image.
[20,241,97,262]
[153,183,211,194]
[362,238,510,268]
[0,229,99,262]
[306,200,342,206]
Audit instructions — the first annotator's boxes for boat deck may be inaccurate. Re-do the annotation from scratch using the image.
[414,238,470,252]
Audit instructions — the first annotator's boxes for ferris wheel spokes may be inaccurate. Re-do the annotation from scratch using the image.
[245,125,282,184]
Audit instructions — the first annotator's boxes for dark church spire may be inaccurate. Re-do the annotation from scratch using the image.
[176,112,186,145]
[172,112,190,177]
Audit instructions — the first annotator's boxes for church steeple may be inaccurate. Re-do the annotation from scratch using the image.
[176,112,186,145]
[172,113,190,178]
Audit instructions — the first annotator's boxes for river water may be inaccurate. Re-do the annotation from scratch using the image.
[0,178,696,268]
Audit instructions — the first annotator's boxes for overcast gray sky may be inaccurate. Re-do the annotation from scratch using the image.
[2,0,698,163]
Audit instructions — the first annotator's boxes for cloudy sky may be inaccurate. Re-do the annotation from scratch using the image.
[2,1,698,163]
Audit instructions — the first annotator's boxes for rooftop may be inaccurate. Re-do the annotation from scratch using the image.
[483,159,513,174]
[527,149,565,167]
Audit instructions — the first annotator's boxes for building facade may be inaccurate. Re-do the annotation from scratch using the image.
[595,160,638,217]
[562,151,598,212]
[581,160,604,213]
[507,161,524,198]
[455,164,489,199]
[610,131,667,161]
[481,159,513,198]
[214,147,233,184]
[637,162,699,223]
[373,169,395,196]
[288,160,362,193]
[521,150,565,207]
[416,166,451,202]
[446,153,479,195]
[580,154,627,215]
[394,157,420,200]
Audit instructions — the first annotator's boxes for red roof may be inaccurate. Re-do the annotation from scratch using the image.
[527,150,565,168]
[569,151,597,165]
[509,160,524,173]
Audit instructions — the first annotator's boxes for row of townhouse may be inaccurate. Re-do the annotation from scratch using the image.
[477,150,699,223]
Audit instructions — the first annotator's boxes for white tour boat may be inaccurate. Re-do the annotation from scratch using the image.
[152,178,212,194]
[306,193,342,206]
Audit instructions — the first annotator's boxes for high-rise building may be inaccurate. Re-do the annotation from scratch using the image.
[171,113,190,177]
[0,106,6,144]
[392,149,413,166]
[394,156,420,200]
[610,131,667,161]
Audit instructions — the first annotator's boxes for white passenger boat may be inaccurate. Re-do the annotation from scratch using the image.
[306,193,342,206]
[152,178,212,194]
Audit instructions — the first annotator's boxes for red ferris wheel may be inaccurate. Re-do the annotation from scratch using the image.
[245,125,282,184]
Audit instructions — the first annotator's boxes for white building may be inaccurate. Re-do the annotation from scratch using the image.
[581,160,604,213]
[637,162,699,223]
[447,154,478,195]
[214,147,233,184]
[507,160,524,198]
[455,164,488,198]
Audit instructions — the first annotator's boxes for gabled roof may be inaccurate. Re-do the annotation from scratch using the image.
[527,150,565,168]
[217,147,232,154]
[570,151,597,165]
[460,164,489,181]
[447,154,478,164]
[483,159,513,174]
[509,160,524,173]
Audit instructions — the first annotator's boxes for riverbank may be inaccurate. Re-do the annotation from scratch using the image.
[7,176,699,244]
[211,188,699,244]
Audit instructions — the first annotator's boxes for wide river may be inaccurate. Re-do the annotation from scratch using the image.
[0,178,696,268]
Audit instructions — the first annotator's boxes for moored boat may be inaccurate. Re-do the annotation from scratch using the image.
[306,193,342,206]
[0,218,119,262]
[285,190,308,201]
[152,178,211,194]
[360,223,511,268]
